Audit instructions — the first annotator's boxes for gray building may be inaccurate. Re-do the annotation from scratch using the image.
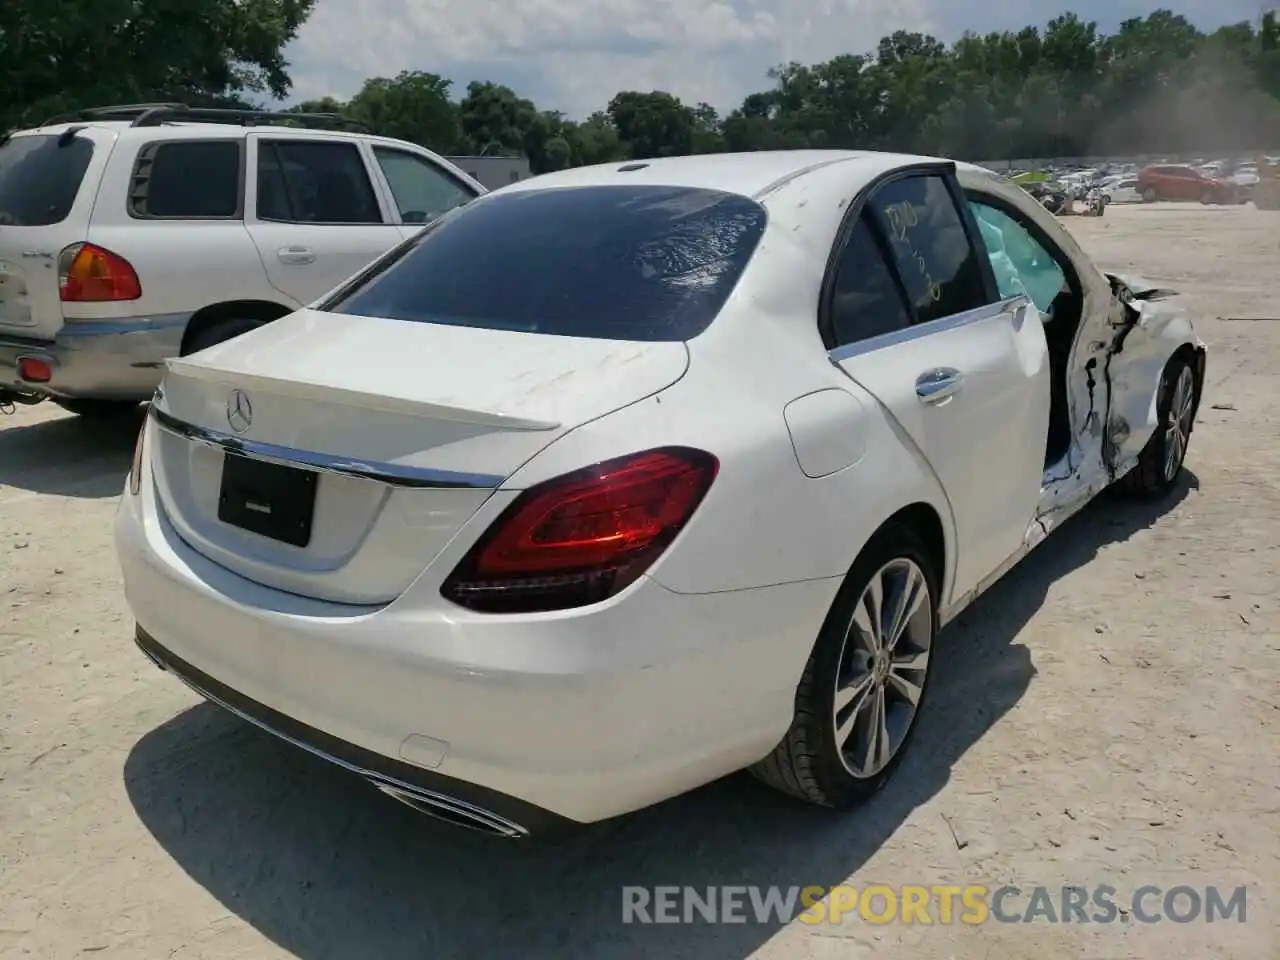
[446,155,533,191]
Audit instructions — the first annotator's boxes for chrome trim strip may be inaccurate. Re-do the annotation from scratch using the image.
[57,313,191,337]
[828,295,1029,364]
[373,783,525,838]
[149,404,505,489]
[137,634,528,837]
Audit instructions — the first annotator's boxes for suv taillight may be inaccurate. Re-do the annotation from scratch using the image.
[59,243,142,302]
[442,447,718,613]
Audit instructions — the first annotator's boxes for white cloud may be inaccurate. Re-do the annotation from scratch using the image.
[283,0,1264,117]
[285,0,932,116]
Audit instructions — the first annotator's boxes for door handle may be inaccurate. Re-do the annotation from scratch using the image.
[276,245,315,265]
[915,367,964,404]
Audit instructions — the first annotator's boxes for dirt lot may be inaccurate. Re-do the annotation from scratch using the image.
[1,203,1277,960]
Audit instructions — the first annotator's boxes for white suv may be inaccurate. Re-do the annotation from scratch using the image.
[0,103,485,417]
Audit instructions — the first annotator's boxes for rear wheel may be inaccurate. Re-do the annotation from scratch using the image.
[1200,190,1217,205]
[1121,355,1199,498]
[751,523,938,808]
[52,398,139,419]
[1142,187,1158,203]
[183,317,264,355]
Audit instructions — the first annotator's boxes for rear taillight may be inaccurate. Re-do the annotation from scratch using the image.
[128,423,146,496]
[442,447,718,613]
[16,356,52,383]
[59,243,142,302]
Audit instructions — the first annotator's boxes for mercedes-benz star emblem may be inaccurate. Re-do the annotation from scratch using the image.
[226,389,253,434]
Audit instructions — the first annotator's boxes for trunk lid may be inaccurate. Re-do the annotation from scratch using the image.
[149,308,689,604]
[0,127,115,339]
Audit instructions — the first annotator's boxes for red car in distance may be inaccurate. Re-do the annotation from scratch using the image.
[1136,164,1239,204]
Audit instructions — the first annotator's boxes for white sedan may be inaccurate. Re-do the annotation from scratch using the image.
[1101,178,1143,204]
[116,151,1206,837]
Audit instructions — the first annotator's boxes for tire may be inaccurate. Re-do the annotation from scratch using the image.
[52,398,139,418]
[1142,187,1157,203]
[751,522,939,808]
[183,316,264,355]
[1200,190,1217,205]
[1120,354,1199,498]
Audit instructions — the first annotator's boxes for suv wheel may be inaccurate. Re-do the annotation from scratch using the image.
[1199,190,1217,205]
[184,317,264,355]
[1141,187,1157,203]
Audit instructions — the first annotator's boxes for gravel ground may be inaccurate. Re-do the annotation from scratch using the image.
[1,203,1277,959]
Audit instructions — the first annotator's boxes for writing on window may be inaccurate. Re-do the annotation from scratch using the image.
[881,199,941,304]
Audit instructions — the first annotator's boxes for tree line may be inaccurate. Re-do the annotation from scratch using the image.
[4,2,1279,174]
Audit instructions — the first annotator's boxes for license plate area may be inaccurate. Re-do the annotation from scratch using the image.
[217,452,317,548]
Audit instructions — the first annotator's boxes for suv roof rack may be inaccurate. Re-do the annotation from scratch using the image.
[39,102,368,133]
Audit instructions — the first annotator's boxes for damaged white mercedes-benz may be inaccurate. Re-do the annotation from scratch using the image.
[114,151,1206,837]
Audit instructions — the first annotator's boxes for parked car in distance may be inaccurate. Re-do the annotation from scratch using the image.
[0,103,485,418]
[1136,164,1237,204]
[1101,177,1142,204]
[117,150,1206,837]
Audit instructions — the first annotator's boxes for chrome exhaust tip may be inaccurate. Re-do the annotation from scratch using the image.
[373,782,528,839]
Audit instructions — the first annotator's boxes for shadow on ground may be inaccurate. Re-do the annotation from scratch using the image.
[124,475,1195,960]
[0,405,144,499]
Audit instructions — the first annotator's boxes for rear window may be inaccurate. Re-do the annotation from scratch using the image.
[0,134,94,226]
[326,184,767,341]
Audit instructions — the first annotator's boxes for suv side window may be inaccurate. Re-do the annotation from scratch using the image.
[257,140,382,224]
[828,211,913,347]
[866,174,990,324]
[967,199,1068,315]
[131,140,242,219]
[371,147,476,224]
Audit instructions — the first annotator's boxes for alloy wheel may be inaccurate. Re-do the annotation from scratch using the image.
[832,558,932,779]
[1163,365,1196,482]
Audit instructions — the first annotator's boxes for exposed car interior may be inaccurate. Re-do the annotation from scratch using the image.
[969,198,1083,468]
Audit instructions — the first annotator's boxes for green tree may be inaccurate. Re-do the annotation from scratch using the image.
[0,0,316,129]
[607,91,696,158]
[568,111,627,165]
[347,71,462,151]
[458,81,539,155]
[9,6,1280,170]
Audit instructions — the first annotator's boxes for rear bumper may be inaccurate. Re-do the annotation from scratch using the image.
[0,314,187,401]
[115,468,835,826]
[133,625,569,837]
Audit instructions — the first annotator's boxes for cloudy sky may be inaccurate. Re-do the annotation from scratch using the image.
[284,0,1268,117]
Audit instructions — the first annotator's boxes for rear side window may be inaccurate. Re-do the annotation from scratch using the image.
[828,212,912,347]
[257,140,382,224]
[0,135,94,226]
[326,185,767,341]
[130,140,242,218]
[866,174,990,324]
